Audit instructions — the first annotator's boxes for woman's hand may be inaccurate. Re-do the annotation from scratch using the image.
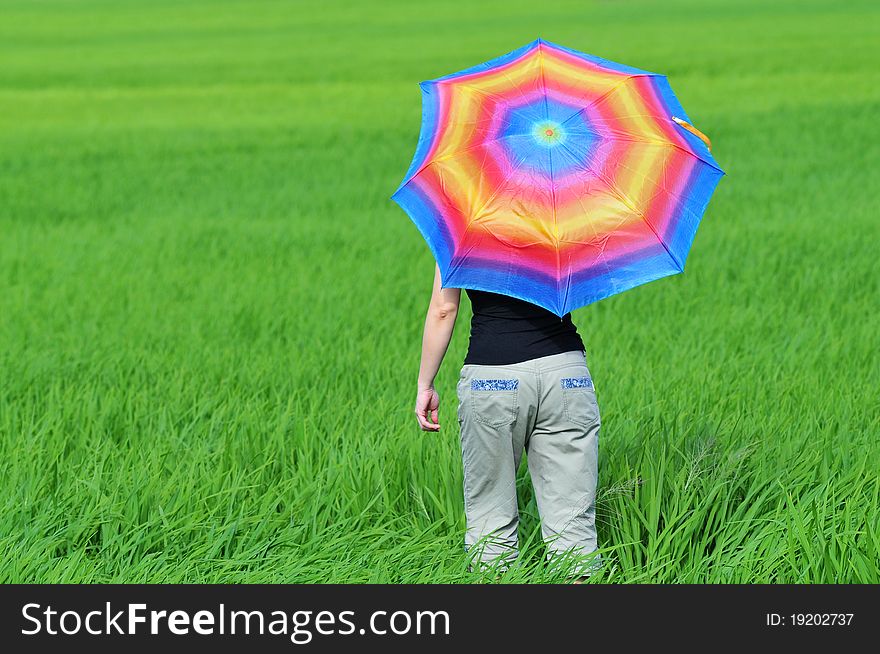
[415,385,441,431]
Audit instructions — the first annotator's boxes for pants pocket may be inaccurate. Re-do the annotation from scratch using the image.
[469,378,519,427]
[560,376,599,427]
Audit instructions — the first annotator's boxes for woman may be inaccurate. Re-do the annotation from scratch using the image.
[414,262,602,579]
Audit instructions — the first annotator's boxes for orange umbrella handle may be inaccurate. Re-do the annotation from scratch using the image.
[671,116,712,151]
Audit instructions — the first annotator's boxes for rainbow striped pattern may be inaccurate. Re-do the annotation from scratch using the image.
[392,39,725,316]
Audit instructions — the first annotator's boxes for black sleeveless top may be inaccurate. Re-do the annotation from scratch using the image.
[463,289,585,365]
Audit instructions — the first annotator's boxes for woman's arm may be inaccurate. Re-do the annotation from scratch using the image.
[414,262,461,432]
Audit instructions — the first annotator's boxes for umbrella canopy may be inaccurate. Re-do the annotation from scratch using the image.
[392,39,725,316]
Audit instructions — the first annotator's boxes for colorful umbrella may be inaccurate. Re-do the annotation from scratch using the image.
[391,39,724,316]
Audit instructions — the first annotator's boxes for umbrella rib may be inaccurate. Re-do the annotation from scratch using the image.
[429,128,509,166]
[499,65,534,108]
[467,154,526,229]
[452,82,509,106]
[398,82,513,189]
[410,131,526,222]
[577,152,684,272]
[420,82,516,168]
[538,41,550,122]
[397,121,509,194]
[445,144,528,283]
[538,42,564,313]
[443,225,485,286]
[559,76,723,171]
[602,133,724,172]
[559,74,656,127]
[570,186,616,296]
[494,43,543,112]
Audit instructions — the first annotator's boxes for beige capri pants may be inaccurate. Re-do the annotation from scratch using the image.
[456,349,601,576]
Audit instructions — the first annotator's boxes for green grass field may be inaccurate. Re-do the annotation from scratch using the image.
[1,0,878,583]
